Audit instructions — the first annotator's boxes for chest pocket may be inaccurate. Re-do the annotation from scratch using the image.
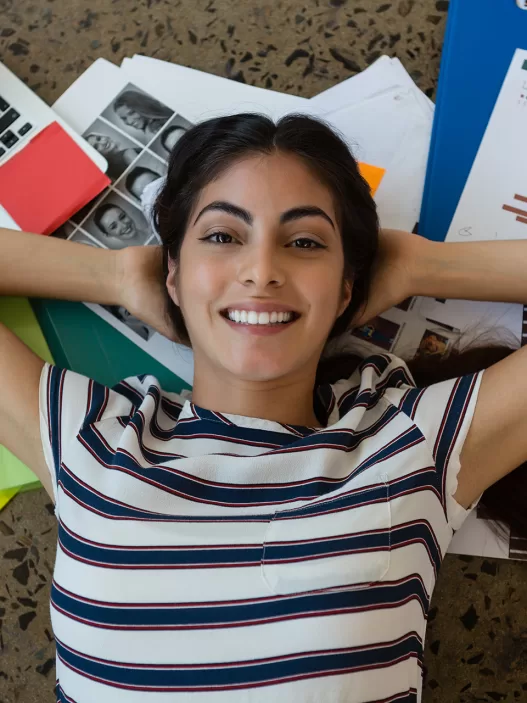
[261,474,392,595]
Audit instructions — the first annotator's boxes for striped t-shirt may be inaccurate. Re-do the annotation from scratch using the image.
[39,352,484,703]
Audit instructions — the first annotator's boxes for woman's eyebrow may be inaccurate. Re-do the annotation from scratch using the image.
[193,201,335,230]
[280,206,335,230]
[193,201,251,226]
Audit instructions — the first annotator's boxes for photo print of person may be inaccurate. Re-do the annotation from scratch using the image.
[149,115,194,159]
[115,151,167,203]
[413,328,452,361]
[101,84,174,145]
[351,316,400,351]
[82,118,142,181]
[102,304,155,342]
[82,191,151,250]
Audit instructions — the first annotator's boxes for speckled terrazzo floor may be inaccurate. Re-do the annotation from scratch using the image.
[1,1,527,701]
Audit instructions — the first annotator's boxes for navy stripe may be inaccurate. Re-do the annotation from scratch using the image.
[75,408,425,507]
[434,374,478,515]
[56,514,440,575]
[57,460,440,525]
[55,631,422,692]
[50,573,429,630]
[84,378,110,426]
[47,366,65,491]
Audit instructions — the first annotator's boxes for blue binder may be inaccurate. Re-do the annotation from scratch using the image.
[419,0,527,242]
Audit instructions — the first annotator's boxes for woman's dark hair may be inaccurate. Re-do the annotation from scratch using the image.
[114,90,173,121]
[152,112,525,541]
[125,167,161,198]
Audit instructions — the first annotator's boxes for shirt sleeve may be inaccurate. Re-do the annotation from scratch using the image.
[38,362,137,517]
[383,364,486,531]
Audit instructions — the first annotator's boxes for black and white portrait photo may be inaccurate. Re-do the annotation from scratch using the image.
[101,84,174,146]
[114,151,167,204]
[102,304,154,342]
[148,115,193,159]
[82,118,142,181]
[81,192,151,250]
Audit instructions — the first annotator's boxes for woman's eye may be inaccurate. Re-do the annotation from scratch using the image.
[202,231,236,244]
[290,237,324,250]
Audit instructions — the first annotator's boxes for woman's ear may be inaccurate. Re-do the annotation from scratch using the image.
[166,256,180,307]
[337,279,353,318]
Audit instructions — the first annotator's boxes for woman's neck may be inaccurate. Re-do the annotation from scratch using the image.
[190,365,322,427]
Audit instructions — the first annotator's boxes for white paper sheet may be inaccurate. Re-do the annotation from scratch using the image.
[121,55,308,122]
[310,54,434,117]
[446,49,527,244]
[302,88,432,231]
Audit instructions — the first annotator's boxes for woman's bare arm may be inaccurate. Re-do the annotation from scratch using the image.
[0,228,122,503]
[0,227,121,302]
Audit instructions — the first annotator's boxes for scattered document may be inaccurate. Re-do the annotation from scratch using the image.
[446,49,527,244]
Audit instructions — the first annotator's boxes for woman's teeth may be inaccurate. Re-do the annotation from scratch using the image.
[226,310,294,325]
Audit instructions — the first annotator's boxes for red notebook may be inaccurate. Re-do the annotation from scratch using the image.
[0,121,110,235]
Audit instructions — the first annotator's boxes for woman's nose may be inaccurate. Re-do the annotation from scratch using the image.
[238,243,284,287]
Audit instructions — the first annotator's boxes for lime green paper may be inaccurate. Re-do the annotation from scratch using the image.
[0,297,54,494]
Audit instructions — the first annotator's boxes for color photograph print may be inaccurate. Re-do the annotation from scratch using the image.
[80,191,151,250]
[148,114,194,159]
[351,316,401,351]
[82,117,142,181]
[114,150,167,205]
[413,328,453,361]
[100,84,174,146]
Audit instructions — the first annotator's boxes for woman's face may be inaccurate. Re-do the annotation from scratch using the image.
[163,126,186,152]
[115,104,147,132]
[86,133,116,156]
[167,152,352,383]
[99,205,137,240]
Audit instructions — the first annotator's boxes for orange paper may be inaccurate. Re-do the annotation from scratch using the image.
[358,162,386,195]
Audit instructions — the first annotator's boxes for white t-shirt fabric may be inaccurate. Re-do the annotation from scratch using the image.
[39,352,484,703]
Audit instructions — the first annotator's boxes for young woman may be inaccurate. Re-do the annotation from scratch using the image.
[112,90,174,141]
[92,202,150,248]
[1,113,525,703]
[84,132,141,180]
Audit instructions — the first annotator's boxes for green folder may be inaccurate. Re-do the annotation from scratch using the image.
[31,299,191,392]
[1,297,191,494]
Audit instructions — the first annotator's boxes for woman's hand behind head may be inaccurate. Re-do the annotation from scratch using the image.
[116,245,180,342]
